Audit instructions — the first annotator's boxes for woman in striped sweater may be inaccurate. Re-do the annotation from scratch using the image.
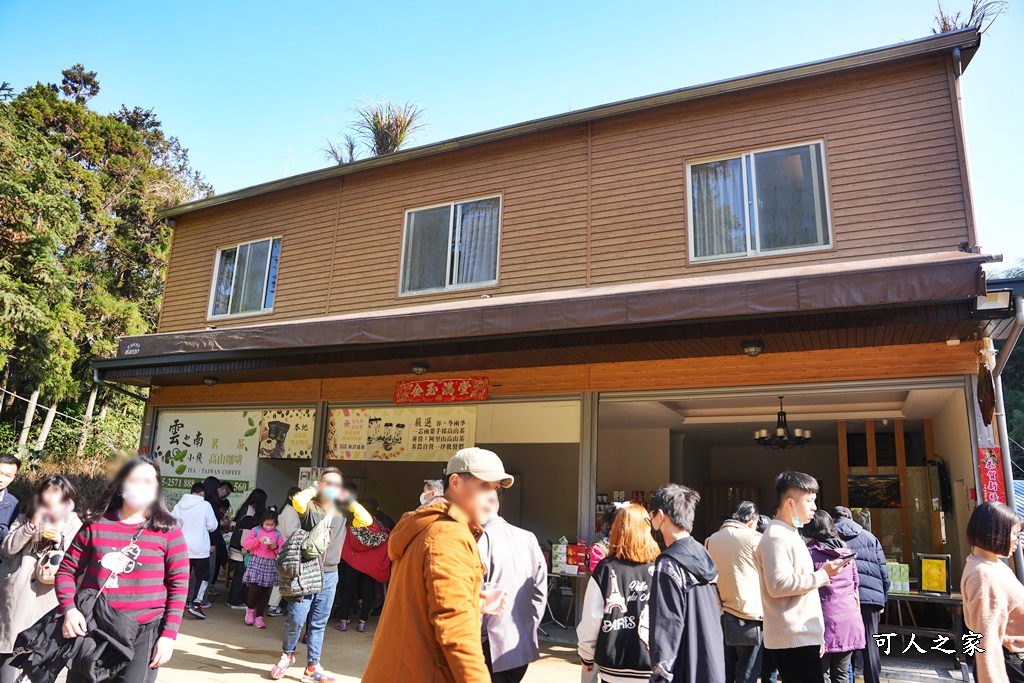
[55,456,189,683]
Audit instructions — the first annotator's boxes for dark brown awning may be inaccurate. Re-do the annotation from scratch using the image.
[93,252,1007,387]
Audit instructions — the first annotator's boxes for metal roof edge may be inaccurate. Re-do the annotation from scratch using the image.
[159,28,980,219]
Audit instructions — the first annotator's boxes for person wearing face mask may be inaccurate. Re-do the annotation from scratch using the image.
[0,475,82,683]
[52,456,189,683]
[961,501,1024,683]
[271,468,371,682]
[362,448,513,683]
[420,478,444,507]
[647,484,724,683]
[754,472,844,683]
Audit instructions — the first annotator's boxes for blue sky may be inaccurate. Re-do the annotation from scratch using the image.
[2,0,1021,266]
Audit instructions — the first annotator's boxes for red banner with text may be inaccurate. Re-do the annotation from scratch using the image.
[978,446,1007,505]
[394,377,488,404]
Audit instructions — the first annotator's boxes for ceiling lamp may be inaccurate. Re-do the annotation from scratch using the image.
[742,340,764,357]
[411,362,429,376]
[754,396,811,449]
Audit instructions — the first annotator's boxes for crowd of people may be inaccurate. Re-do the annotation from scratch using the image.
[0,447,1022,682]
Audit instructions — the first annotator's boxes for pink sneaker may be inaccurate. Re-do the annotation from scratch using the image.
[270,654,294,680]
[244,608,255,626]
[334,620,348,632]
[255,616,266,629]
[357,621,366,633]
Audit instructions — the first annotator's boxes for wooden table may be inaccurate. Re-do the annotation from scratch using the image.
[884,591,970,682]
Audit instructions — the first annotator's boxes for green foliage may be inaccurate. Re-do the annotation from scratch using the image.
[324,97,426,163]
[0,65,211,457]
[932,0,1008,35]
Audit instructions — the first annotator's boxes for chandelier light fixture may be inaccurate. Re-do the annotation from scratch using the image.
[754,396,811,449]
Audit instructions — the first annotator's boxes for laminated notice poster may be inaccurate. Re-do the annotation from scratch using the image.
[258,408,316,459]
[153,410,260,509]
[326,406,476,461]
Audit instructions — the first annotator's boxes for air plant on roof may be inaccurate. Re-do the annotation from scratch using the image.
[932,0,1008,35]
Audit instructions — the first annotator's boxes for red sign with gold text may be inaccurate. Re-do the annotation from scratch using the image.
[394,377,488,404]
[978,446,1007,505]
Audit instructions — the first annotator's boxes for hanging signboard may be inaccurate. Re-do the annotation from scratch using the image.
[326,406,476,461]
[977,446,1007,505]
[393,377,488,404]
[153,410,260,509]
[258,408,316,459]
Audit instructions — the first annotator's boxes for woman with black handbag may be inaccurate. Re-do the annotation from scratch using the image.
[0,475,81,683]
[55,456,189,683]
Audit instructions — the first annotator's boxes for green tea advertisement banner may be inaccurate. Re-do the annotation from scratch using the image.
[153,410,261,509]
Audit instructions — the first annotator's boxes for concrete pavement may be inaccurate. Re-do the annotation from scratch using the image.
[158,606,581,682]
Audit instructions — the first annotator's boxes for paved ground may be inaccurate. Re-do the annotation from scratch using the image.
[158,605,581,682]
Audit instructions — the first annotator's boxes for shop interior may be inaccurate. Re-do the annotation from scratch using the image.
[253,400,583,548]
[597,384,978,584]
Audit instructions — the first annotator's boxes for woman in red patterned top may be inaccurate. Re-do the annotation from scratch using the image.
[56,456,189,683]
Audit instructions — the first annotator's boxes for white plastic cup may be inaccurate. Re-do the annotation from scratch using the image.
[480,582,508,615]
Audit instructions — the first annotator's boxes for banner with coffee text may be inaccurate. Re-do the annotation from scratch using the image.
[153,410,260,509]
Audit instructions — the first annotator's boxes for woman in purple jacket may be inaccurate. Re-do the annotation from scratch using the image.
[802,510,865,683]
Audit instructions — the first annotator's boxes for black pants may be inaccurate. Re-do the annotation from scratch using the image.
[761,647,778,683]
[67,621,161,683]
[972,649,1024,683]
[859,605,882,683]
[770,646,822,683]
[338,562,375,622]
[821,652,853,683]
[228,559,247,606]
[188,556,210,605]
[248,584,273,618]
[483,643,528,683]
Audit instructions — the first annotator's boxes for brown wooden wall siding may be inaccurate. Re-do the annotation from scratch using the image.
[147,342,977,406]
[157,54,968,333]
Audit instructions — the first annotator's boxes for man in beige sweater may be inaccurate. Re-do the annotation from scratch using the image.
[706,501,764,683]
[754,471,843,683]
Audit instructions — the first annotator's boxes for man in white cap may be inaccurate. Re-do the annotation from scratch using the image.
[363,448,514,683]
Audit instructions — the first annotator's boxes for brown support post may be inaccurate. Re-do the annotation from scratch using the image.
[895,420,913,566]
[838,421,849,506]
[866,420,881,538]
[923,419,944,553]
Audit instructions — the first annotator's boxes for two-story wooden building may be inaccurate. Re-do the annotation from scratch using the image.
[97,28,1020,587]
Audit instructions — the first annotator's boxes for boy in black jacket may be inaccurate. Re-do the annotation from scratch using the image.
[648,484,725,683]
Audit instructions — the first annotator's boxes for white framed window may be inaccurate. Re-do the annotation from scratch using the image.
[400,195,502,295]
[687,141,832,262]
[208,236,282,319]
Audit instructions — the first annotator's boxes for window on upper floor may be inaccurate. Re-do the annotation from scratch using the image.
[687,141,831,262]
[400,195,502,295]
[208,236,282,318]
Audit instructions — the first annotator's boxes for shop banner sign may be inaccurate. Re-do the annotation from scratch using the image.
[393,377,488,404]
[327,406,476,461]
[978,446,1008,504]
[153,410,260,509]
[258,408,316,459]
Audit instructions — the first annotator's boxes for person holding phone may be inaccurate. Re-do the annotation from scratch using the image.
[801,511,863,683]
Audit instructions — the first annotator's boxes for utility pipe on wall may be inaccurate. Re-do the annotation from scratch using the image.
[993,295,1024,582]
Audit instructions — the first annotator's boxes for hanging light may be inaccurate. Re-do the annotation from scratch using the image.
[754,396,811,449]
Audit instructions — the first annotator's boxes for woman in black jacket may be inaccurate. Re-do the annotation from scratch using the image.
[226,489,267,608]
[577,503,661,682]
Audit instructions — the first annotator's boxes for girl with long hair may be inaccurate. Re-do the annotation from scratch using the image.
[0,475,82,683]
[227,488,268,608]
[801,510,863,683]
[962,501,1024,683]
[577,503,661,682]
[55,456,189,683]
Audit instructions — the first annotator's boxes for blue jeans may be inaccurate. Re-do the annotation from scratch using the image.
[282,570,339,665]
